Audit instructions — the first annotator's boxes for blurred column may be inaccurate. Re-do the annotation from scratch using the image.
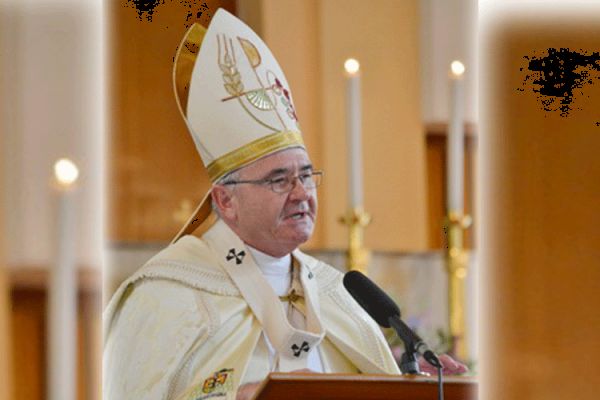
[1,0,103,399]
[0,263,12,400]
[0,2,15,399]
[480,4,600,400]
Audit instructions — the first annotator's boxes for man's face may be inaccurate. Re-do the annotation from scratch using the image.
[222,148,318,257]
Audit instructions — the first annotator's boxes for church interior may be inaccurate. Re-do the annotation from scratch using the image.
[0,1,598,399]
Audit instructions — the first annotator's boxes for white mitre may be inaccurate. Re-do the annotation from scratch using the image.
[172,8,305,242]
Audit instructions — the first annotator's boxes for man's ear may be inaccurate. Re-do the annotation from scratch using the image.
[212,185,237,223]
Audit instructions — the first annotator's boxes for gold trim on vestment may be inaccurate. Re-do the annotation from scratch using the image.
[207,131,304,182]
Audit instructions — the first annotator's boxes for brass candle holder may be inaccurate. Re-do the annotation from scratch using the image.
[444,211,472,361]
[339,207,371,274]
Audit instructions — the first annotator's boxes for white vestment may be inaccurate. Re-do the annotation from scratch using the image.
[103,219,399,400]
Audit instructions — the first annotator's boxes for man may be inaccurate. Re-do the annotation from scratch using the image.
[103,9,464,400]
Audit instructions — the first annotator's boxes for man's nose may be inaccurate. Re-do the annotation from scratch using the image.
[288,177,311,200]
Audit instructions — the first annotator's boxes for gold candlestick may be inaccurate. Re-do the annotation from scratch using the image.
[444,211,472,361]
[339,207,371,274]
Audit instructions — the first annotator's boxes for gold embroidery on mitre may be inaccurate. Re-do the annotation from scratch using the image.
[238,37,261,68]
[218,34,244,100]
[217,33,305,133]
[206,131,304,182]
[173,23,207,119]
[173,23,215,161]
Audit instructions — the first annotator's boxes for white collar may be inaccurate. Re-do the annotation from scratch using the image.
[247,246,291,277]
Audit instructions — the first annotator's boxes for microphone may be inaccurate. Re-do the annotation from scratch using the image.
[343,270,442,370]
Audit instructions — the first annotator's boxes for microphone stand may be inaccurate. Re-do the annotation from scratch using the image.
[389,317,445,400]
[389,317,426,375]
[399,344,421,375]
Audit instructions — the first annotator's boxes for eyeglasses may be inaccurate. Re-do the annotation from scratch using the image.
[222,170,323,194]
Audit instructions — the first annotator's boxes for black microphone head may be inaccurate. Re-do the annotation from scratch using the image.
[342,270,400,328]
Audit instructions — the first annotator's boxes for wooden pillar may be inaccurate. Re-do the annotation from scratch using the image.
[481,10,600,400]
[0,3,15,399]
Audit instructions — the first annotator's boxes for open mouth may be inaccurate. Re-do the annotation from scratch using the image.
[287,211,309,220]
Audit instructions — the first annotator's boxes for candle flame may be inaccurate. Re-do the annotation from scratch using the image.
[450,60,466,77]
[54,158,79,187]
[344,58,360,75]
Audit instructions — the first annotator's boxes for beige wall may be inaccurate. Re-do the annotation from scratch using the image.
[420,0,477,124]
[240,0,428,252]
[480,7,600,400]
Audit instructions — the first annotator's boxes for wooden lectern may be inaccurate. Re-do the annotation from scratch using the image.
[253,373,477,400]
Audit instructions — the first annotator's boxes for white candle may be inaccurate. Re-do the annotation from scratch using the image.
[49,158,79,400]
[345,58,363,209]
[447,61,465,213]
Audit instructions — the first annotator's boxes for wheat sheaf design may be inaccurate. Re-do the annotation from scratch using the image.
[218,36,243,97]
[217,34,282,132]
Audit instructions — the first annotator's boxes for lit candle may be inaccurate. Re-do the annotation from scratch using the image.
[49,158,79,400]
[447,61,465,213]
[345,58,363,209]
